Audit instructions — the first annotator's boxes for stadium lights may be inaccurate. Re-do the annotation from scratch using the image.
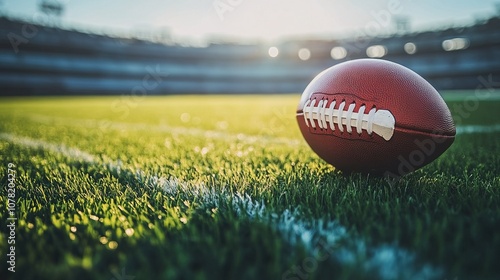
[268,46,279,58]
[442,38,470,51]
[330,46,347,60]
[298,48,311,61]
[404,42,417,54]
[366,45,387,58]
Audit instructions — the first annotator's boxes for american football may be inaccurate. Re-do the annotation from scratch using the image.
[297,59,456,176]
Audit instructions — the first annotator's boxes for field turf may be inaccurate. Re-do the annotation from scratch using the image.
[0,92,499,280]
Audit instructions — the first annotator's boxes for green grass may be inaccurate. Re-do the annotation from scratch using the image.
[0,92,499,280]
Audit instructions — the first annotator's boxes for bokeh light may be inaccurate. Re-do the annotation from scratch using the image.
[298,48,311,61]
[366,45,387,58]
[330,47,347,60]
[268,46,279,58]
[404,42,417,54]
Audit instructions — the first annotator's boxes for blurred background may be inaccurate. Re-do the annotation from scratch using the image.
[0,0,499,95]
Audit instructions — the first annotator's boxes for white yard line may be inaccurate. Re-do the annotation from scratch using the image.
[442,90,500,102]
[1,132,443,279]
[0,132,96,163]
[456,124,500,134]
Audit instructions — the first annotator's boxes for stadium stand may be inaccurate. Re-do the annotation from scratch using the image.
[0,16,499,95]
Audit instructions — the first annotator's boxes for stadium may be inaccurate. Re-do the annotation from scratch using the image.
[1,1,499,279]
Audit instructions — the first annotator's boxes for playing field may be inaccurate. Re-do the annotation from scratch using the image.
[1,92,499,280]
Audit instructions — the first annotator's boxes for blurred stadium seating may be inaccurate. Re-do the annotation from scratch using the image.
[0,16,499,95]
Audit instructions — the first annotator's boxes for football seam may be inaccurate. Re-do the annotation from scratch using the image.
[394,126,456,138]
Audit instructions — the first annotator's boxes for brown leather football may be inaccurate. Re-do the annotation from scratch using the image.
[296,59,455,176]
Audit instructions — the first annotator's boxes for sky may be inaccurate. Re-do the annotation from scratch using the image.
[2,0,499,43]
